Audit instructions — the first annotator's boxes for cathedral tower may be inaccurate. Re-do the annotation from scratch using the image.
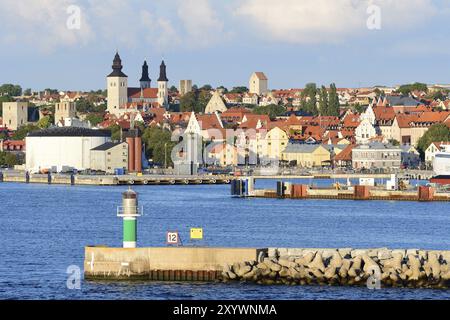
[157,60,169,108]
[107,52,128,115]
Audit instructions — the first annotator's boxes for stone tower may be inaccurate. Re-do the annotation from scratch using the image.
[157,60,169,108]
[54,99,77,124]
[107,52,128,115]
[140,60,151,89]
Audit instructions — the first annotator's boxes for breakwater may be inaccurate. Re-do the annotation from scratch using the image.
[222,248,450,288]
[84,246,450,288]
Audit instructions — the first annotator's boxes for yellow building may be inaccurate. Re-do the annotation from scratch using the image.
[263,127,289,161]
[282,144,332,167]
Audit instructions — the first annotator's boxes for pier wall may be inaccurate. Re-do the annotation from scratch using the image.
[84,247,264,280]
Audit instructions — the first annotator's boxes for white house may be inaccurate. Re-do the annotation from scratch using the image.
[355,118,377,144]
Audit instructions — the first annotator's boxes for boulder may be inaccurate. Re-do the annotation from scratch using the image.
[338,248,353,259]
[406,255,421,281]
[279,267,290,278]
[378,250,393,261]
[310,252,326,272]
[278,258,296,268]
[424,252,441,279]
[264,258,282,272]
[294,252,315,266]
[339,259,352,278]
[348,256,362,278]
[351,249,367,258]
[236,265,252,277]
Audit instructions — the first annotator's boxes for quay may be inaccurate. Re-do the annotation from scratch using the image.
[231,178,450,202]
[0,172,232,186]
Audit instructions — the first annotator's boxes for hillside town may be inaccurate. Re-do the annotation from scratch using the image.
[1,52,450,175]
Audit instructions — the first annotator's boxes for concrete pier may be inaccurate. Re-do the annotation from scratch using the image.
[84,246,450,288]
[84,247,265,280]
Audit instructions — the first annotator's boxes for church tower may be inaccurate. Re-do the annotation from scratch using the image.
[157,60,169,108]
[140,61,151,89]
[107,52,128,115]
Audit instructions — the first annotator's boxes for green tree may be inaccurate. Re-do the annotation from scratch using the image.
[353,103,367,114]
[85,113,105,126]
[108,124,122,141]
[253,104,286,119]
[0,152,18,167]
[217,86,228,93]
[24,88,32,96]
[327,83,340,116]
[0,84,22,96]
[142,127,176,167]
[388,139,400,146]
[417,124,450,157]
[197,91,212,112]
[200,84,213,91]
[179,90,212,113]
[11,124,40,140]
[397,82,428,95]
[318,85,329,115]
[180,91,198,112]
[37,116,52,129]
[229,86,248,94]
[300,83,318,115]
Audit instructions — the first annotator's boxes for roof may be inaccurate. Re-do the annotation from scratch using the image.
[128,88,158,99]
[283,143,325,154]
[91,142,123,151]
[253,72,268,81]
[354,142,400,150]
[334,144,356,161]
[27,127,111,138]
[385,95,420,107]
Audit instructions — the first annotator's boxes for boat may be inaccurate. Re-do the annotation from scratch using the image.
[430,144,450,185]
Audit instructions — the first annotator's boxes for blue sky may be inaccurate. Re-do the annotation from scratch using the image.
[1,0,450,91]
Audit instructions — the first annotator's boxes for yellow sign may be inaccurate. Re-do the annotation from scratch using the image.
[190,228,203,240]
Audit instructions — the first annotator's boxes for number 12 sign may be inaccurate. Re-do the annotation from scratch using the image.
[166,231,180,245]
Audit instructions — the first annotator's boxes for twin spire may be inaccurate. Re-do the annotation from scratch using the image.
[108,51,168,85]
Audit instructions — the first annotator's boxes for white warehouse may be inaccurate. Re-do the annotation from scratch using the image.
[26,127,111,172]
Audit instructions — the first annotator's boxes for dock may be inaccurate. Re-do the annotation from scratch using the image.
[231,179,450,202]
[0,172,232,186]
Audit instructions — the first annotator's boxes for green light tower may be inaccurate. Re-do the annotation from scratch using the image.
[117,188,142,248]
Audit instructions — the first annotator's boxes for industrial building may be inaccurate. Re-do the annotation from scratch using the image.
[25,127,111,173]
[90,142,128,174]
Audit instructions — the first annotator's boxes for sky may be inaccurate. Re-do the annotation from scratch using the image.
[1,0,450,91]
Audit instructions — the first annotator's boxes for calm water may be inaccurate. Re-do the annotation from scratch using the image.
[0,179,449,300]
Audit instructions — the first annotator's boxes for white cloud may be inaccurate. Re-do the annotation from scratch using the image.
[177,0,225,48]
[140,10,181,52]
[0,0,226,53]
[0,0,93,52]
[234,0,438,44]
